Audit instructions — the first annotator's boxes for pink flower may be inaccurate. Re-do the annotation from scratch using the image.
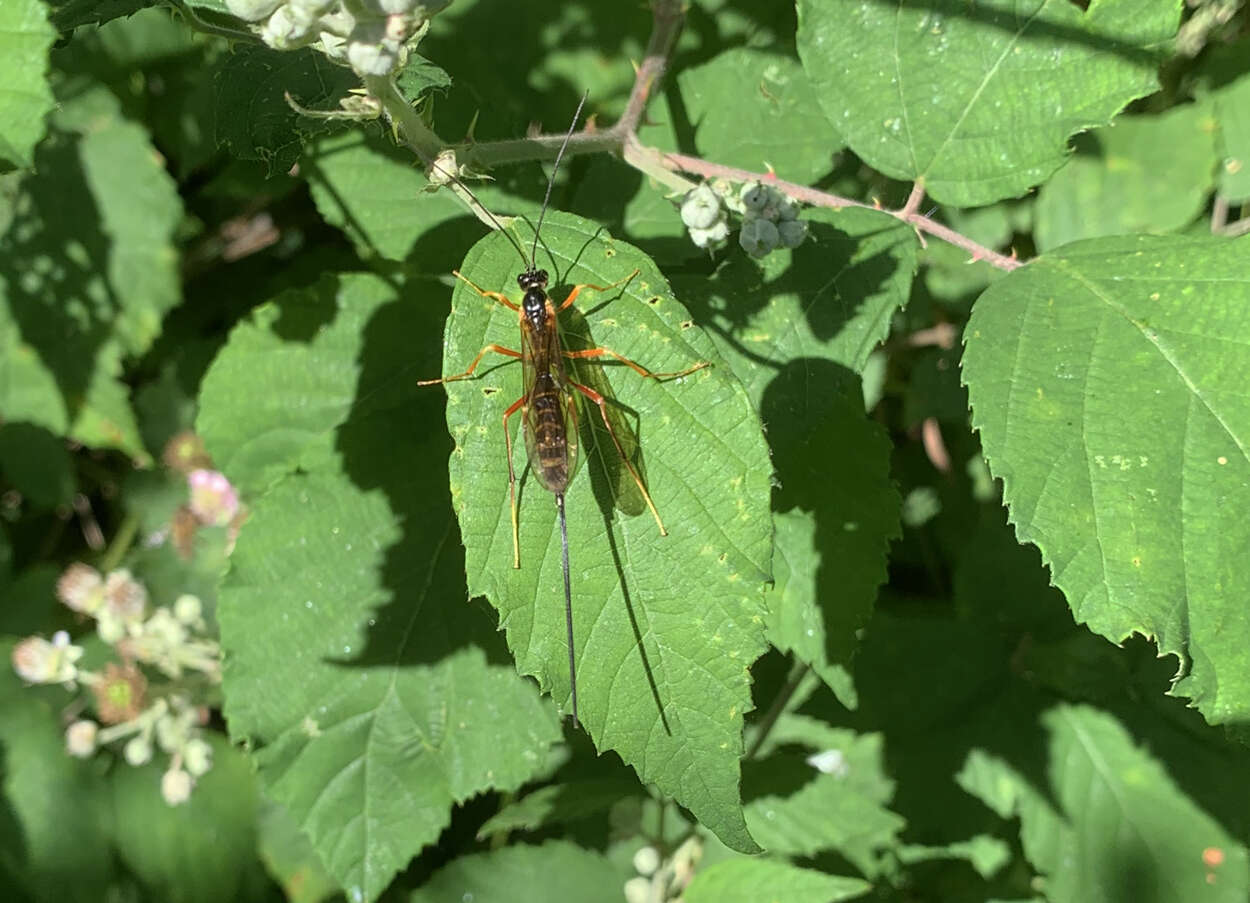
[187,469,239,527]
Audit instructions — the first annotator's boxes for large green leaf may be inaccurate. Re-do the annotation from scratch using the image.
[0,0,56,170]
[0,85,181,460]
[201,273,563,901]
[1035,103,1218,250]
[962,234,1250,725]
[676,47,841,183]
[436,211,772,852]
[796,0,1180,206]
[684,858,871,903]
[958,704,1250,902]
[674,206,913,705]
[408,841,621,903]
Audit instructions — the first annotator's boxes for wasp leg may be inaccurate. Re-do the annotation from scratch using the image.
[557,268,641,311]
[562,347,709,381]
[453,270,521,311]
[568,381,666,536]
[502,394,527,569]
[417,344,521,386]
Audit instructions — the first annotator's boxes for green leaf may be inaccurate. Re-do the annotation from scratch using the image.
[962,234,1250,725]
[957,704,1250,902]
[796,0,1180,205]
[1035,104,1218,250]
[1212,73,1250,203]
[684,858,871,903]
[675,206,912,704]
[438,212,772,852]
[898,835,1013,880]
[202,273,563,901]
[0,84,181,460]
[744,722,904,873]
[214,44,357,175]
[304,131,465,263]
[44,0,149,33]
[395,53,452,101]
[256,798,339,903]
[408,841,621,903]
[676,47,841,183]
[110,735,270,903]
[476,777,639,840]
[0,423,73,510]
[0,651,114,903]
[0,0,56,170]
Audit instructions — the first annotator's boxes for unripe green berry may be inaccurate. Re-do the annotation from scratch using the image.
[740,182,772,212]
[739,218,779,257]
[680,185,721,230]
[778,219,807,248]
[225,0,284,22]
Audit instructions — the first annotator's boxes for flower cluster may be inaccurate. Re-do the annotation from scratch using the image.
[225,0,450,77]
[12,568,222,806]
[623,836,703,903]
[679,179,808,257]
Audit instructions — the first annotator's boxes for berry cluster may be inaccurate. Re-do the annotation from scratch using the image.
[679,179,808,257]
[225,0,449,77]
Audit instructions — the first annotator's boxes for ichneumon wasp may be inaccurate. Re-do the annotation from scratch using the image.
[418,97,709,727]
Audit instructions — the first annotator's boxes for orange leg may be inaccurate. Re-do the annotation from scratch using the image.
[557,268,641,311]
[569,381,667,536]
[502,394,527,568]
[417,344,520,386]
[453,270,520,311]
[562,347,709,381]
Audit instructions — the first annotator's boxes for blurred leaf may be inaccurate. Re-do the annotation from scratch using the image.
[0,85,181,460]
[1035,104,1218,250]
[898,834,1012,879]
[0,565,58,636]
[439,212,772,853]
[408,841,621,903]
[677,47,841,182]
[0,424,73,510]
[796,0,1180,205]
[685,858,871,903]
[214,44,357,175]
[201,273,563,901]
[958,704,1250,902]
[44,0,149,33]
[0,0,56,170]
[1212,73,1250,204]
[962,235,1250,726]
[0,652,114,903]
[256,798,339,903]
[110,735,271,903]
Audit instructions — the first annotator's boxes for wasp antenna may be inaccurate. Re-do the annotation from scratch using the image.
[531,91,589,271]
[426,150,532,268]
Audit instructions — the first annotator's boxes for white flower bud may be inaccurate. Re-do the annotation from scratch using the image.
[261,5,317,50]
[623,877,651,903]
[739,217,780,257]
[66,720,99,758]
[680,185,721,230]
[173,594,203,625]
[124,735,153,766]
[225,0,284,22]
[161,768,194,806]
[183,738,214,777]
[632,845,660,876]
[689,219,730,249]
